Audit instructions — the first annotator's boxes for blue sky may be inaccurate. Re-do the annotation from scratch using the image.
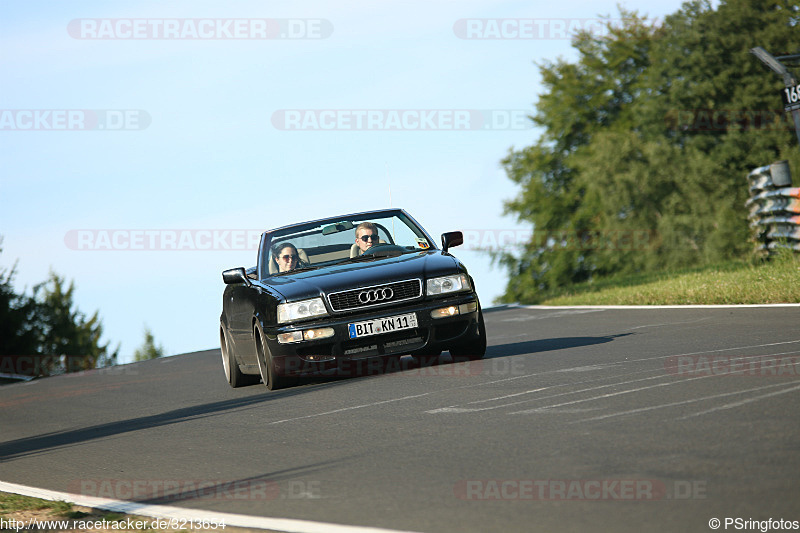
[1,0,689,363]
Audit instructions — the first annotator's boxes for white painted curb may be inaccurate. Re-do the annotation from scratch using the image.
[0,481,423,533]
[508,303,800,309]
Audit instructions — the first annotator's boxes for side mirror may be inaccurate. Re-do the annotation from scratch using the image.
[222,267,251,286]
[441,231,463,253]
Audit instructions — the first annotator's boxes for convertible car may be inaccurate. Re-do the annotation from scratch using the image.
[219,208,486,390]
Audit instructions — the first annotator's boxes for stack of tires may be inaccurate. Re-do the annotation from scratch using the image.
[745,160,800,254]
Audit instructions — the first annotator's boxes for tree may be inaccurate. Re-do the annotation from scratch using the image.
[133,326,164,361]
[32,272,118,373]
[499,10,662,301]
[0,241,118,376]
[499,0,800,303]
[0,258,40,358]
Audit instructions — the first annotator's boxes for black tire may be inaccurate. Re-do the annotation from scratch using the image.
[254,323,296,391]
[449,310,487,361]
[220,327,257,388]
[410,346,441,367]
[381,354,404,374]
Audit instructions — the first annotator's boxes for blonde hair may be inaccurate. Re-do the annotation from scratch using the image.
[355,222,378,235]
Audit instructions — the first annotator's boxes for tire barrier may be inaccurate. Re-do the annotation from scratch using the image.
[745,161,800,253]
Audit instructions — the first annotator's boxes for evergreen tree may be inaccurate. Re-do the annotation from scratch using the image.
[133,326,164,362]
[1,242,118,376]
[0,257,40,357]
[499,0,800,303]
[33,272,118,373]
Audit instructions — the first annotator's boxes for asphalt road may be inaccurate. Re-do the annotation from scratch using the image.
[1,306,799,533]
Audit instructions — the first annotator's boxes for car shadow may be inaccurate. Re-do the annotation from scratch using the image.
[484,334,631,359]
[127,460,356,506]
[0,387,309,462]
[0,334,631,461]
[297,333,632,385]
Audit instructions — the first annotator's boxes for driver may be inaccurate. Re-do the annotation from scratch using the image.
[354,222,380,255]
[273,242,301,272]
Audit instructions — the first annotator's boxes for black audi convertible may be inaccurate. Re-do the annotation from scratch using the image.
[219,208,486,390]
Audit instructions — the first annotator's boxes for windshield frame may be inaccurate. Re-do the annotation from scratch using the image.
[257,209,437,279]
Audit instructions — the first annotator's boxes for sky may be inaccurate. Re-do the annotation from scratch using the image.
[1,0,690,364]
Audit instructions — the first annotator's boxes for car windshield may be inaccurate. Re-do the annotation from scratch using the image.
[264,211,435,276]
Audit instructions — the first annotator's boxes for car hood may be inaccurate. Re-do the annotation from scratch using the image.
[263,251,461,301]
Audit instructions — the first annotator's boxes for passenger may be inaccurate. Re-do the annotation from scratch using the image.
[273,242,301,273]
[354,222,380,255]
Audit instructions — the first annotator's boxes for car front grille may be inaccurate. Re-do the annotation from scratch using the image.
[327,279,422,312]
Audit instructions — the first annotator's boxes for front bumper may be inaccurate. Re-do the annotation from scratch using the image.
[265,293,480,377]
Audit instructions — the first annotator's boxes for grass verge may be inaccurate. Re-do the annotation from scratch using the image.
[0,491,255,532]
[539,253,800,306]
[0,493,115,531]
[0,492,74,516]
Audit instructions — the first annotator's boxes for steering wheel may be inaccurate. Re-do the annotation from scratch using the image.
[361,243,407,256]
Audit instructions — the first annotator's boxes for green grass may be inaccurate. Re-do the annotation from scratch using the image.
[0,493,72,516]
[0,493,130,522]
[0,492,175,531]
[0,492,238,532]
[540,253,800,306]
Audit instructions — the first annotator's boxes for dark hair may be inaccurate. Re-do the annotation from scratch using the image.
[272,242,298,261]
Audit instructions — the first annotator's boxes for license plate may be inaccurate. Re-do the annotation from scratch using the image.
[348,313,418,339]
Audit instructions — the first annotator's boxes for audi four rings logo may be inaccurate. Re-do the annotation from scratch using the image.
[358,288,394,304]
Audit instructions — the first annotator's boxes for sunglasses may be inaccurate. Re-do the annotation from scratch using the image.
[359,234,379,242]
[280,254,298,261]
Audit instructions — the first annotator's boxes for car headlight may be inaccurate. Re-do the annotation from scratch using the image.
[277,298,328,324]
[426,274,471,295]
[278,327,335,344]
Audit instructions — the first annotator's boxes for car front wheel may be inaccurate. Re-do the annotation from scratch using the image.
[221,327,257,388]
[254,322,296,391]
[448,310,487,362]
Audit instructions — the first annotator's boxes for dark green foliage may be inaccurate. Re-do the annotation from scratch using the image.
[0,260,40,358]
[32,272,118,372]
[133,326,164,361]
[499,0,800,303]
[0,241,117,376]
